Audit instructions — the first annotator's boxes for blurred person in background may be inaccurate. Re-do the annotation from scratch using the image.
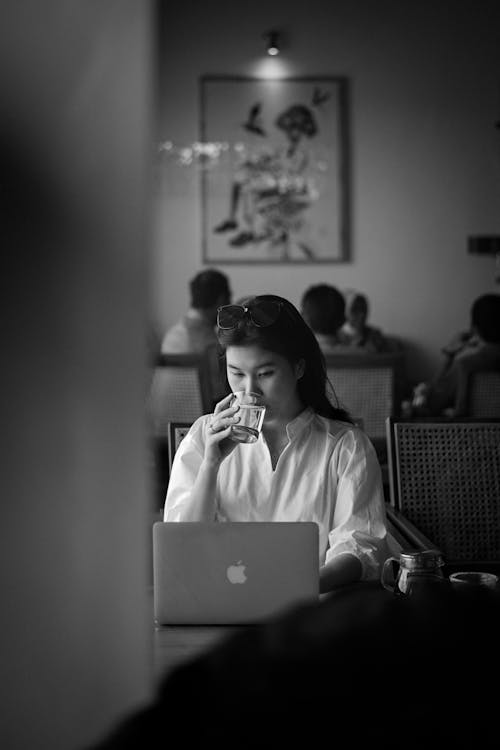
[411,293,500,417]
[300,283,353,354]
[161,268,232,404]
[340,291,396,353]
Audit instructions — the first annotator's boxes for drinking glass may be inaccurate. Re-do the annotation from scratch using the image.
[229,391,266,444]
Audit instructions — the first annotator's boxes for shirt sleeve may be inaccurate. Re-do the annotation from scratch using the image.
[163,416,209,521]
[325,428,392,580]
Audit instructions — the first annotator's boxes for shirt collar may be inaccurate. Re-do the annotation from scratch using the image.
[285,406,315,440]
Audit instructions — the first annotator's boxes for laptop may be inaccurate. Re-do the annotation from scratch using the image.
[153,521,319,625]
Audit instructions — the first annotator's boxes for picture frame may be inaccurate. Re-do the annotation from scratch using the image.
[200,75,350,264]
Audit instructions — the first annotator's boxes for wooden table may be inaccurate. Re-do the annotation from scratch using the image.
[150,584,387,684]
[152,621,242,683]
[151,596,336,683]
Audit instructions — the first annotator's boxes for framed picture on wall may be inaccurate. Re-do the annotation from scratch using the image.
[200,75,350,264]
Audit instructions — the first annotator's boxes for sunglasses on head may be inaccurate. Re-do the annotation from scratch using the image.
[217,300,283,329]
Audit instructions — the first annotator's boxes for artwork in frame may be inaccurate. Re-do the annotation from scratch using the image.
[200,75,350,264]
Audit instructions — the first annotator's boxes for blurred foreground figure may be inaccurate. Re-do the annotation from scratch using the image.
[89,581,500,749]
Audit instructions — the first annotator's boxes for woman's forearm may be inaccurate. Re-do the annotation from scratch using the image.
[174,458,221,521]
[319,553,362,594]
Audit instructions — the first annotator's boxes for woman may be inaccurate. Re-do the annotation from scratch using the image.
[164,294,393,593]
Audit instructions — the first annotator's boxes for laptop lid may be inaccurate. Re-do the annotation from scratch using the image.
[153,521,319,625]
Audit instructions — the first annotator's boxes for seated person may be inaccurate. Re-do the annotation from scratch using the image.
[412,293,500,417]
[340,291,396,353]
[164,294,398,594]
[300,283,354,353]
[160,268,232,404]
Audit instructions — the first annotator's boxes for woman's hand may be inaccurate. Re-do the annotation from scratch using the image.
[204,393,241,464]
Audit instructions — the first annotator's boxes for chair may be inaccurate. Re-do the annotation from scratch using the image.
[325,352,404,456]
[147,353,212,508]
[384,504,435,552]
[148,352,213,438]
[463,368,500,417]
[167,421,192,473]
[386,417,500,567]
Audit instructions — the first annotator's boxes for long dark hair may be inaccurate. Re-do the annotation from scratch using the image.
[216,294,352,423]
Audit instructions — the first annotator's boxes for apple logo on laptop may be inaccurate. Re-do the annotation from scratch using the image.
[226,560,247,584]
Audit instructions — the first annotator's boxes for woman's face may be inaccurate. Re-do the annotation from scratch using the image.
[225,344,304,422]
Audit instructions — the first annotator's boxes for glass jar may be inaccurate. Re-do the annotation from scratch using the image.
[381,549,447,595]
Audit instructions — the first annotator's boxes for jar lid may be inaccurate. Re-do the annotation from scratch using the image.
[399,548,444,570]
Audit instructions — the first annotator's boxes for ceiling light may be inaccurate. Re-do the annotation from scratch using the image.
[264,30,280,56]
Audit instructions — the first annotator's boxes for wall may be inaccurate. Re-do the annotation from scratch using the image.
[153,0,500,383]
[0,2,154,748]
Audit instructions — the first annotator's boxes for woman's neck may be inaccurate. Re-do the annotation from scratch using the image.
[264,399,305,434]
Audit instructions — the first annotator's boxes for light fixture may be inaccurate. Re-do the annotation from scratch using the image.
[264,30,280,56]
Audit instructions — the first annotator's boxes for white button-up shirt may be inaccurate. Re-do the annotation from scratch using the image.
[164,408,394,579]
